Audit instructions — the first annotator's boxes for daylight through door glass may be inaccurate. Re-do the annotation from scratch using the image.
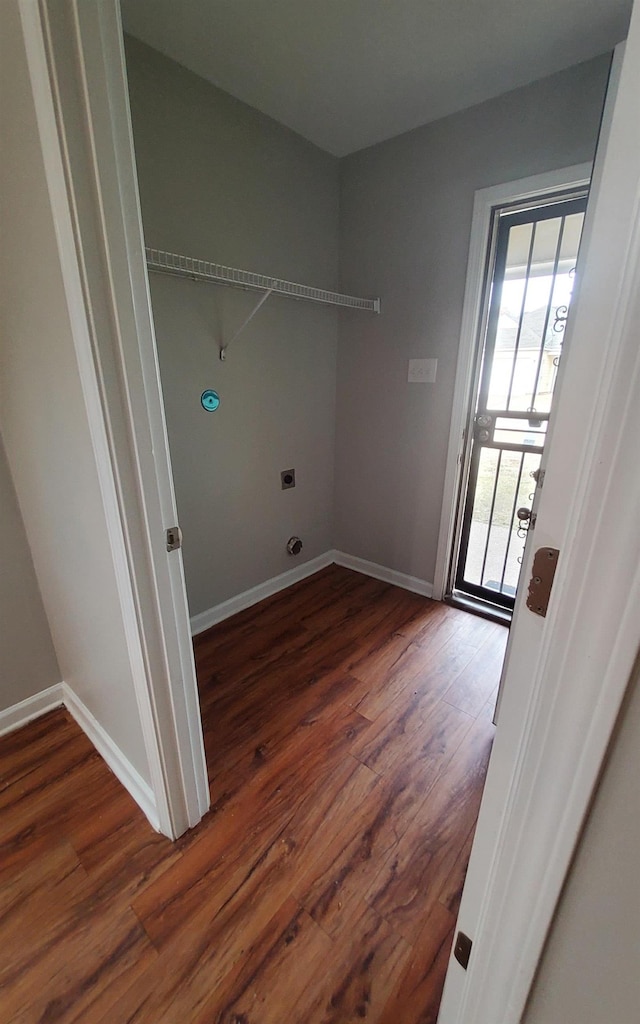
[454,196,586,609]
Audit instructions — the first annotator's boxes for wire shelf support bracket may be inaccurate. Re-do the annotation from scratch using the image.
[145,248,380,357]
[219,287,273,361]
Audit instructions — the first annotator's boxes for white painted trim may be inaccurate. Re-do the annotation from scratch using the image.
[23,0,212,838]
[191,549,434,635]
[438,38,640,1024]
[0,685,64,738]
[190,552,335,635]
[71,0,209,830]
[18,0,175,838]
[63,683,159,832]
[334,551,433,598]
[0,682,158,830]
[432,162,592,601]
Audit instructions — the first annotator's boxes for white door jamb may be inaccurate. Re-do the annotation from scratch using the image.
[21,0,209,838]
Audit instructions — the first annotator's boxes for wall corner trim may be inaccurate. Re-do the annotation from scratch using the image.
[0,684,65,738]
[0,681,159,831]
[333,551,434,598]
[190,549,435,636]
[0,546,432,832]
[62,683,159,831]
[190,552,337,635]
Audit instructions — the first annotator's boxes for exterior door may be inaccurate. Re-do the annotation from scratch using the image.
[454,195,587,610]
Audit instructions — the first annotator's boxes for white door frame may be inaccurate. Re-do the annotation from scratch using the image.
[438,34,640,1024]
[20,0,209,838]
[432,161,592,603]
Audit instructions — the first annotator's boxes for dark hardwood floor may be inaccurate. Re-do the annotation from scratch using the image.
[0,565,507,1022]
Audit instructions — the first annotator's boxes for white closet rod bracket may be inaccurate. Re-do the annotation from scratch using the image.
[219,287,273,361]
[145,248,381,314]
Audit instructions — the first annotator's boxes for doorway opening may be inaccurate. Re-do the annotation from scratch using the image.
[448,191,587,616]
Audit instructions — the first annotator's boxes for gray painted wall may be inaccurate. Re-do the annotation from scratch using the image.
[0,436,60,710]
[524,658,640,1023]
[125,37,340,616]
[126,38,610,613]
[0,1,149,781]
[336,55,611,584]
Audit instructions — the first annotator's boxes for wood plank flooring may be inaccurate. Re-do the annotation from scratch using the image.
[0,565,507,1022]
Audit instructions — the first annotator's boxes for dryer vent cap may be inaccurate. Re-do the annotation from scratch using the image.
[287,536,303,556]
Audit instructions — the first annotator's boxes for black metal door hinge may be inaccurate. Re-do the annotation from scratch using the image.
[454,931,473,970]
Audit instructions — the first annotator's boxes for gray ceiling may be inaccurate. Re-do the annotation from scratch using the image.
[120,0,631,156]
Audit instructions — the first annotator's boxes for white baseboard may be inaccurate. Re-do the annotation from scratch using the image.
[190,550,336,635]
[62,683,159,830]
[190,548,434,636]
[0,681,159,830]
[0,683,64,738]
[1,549,431,832]
[333,550,434,598]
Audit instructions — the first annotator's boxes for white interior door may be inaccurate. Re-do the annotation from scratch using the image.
[438,23,640,1024]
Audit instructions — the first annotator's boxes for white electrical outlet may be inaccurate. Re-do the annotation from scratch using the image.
[408,358,437,383]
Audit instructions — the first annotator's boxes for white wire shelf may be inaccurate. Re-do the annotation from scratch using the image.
[145,248,380,314]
